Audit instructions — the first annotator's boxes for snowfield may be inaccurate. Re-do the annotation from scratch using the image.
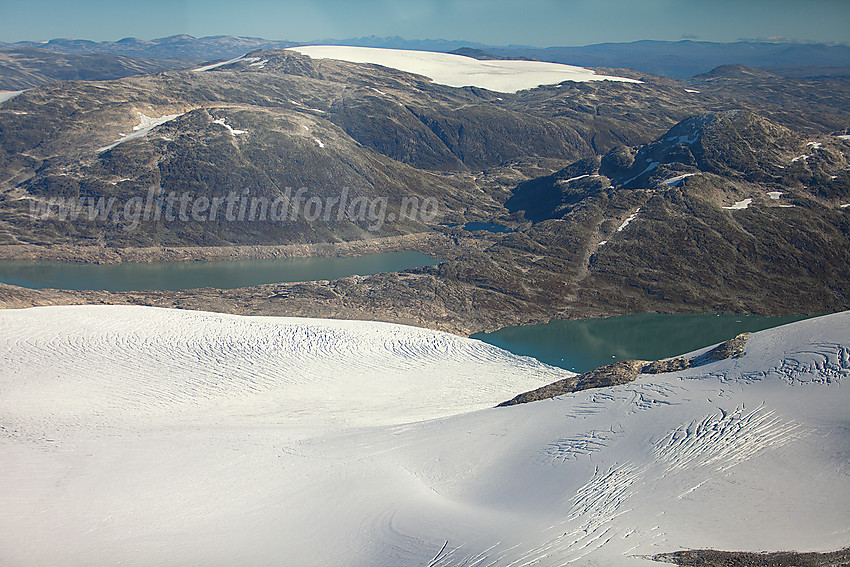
[288,45,642,93]
[192,55,261,72]
[616,207,641,231]
[1,306,849,566]
[212,116,247,136]
[0,90,25,104]
[723,198,753,210]
[98,111,184,152]
[661,173,698,186]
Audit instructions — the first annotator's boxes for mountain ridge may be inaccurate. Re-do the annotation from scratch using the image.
[0,47,194,90]
[3,35,849,79]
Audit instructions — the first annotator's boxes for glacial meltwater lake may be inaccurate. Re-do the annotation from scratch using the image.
[0,251,440,291]
[473,312,816,373]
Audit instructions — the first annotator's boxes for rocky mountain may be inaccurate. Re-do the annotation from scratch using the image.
[685,64,850,134]
[0,48,728,248]
[6,35,298,62]
[0,47,194,90]
[1,48,849,331]
[498,109,850,319]
[7,35,849,80]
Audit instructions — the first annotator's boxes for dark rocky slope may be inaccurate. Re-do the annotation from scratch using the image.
[0,47,194,90]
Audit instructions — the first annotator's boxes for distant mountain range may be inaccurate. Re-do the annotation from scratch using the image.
[491,40,850,78]
[2,35,849,81]
[2,35,298,62]
[0,48,194,91]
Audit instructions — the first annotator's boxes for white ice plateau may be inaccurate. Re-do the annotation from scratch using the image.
[1,306,849,566]
[288,45,642,93]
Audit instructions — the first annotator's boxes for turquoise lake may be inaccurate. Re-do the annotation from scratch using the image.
[0,251,439,291]
[472,313,816,373]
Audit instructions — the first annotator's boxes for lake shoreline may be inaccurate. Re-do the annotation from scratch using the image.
[0,233,825,337]
[0,251,441,291]
[0,273,821,337]
[0,232,477,265]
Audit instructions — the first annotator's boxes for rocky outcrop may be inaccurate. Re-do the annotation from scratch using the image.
[498,359,649,406]
[642,357,691,374]
[0,47,192,90]
[498,334,751,406]
[699,333,750,362]
[652,545,850,567]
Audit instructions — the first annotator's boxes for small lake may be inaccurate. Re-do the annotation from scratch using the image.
[473,313,816,373]
[463,222,514,234]
[0,251,439,291]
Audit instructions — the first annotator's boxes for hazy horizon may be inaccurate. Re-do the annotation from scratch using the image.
[2,0,849,48]
[7,33,850,51]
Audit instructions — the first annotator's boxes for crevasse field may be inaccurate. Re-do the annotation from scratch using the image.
[1,306,848,566]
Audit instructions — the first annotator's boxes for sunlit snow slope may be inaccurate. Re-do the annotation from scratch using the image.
[288,45,641,92]
[1,306,848,566]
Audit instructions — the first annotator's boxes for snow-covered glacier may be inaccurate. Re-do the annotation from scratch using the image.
[1,305,848,566]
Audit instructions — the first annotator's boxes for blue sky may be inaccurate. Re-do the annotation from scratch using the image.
[2,0,849,46]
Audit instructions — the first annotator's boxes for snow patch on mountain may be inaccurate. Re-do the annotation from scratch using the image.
[559,174,595,185]
[661,173,698,186]
[664,132,699,145]
[212,117,247,136]
[193,55,259,72]
[0,90,25,104]
[616,208,641,231]
[723,198,753,210]
[98,111,183,152]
